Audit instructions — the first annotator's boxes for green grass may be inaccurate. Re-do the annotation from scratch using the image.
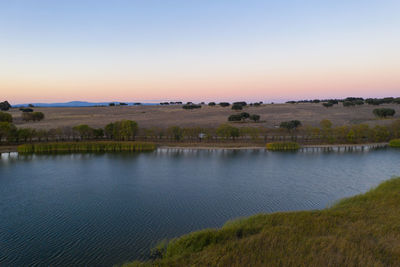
[17,141,156,153]
[122,177,400,267]
[389,139,400,148]
[266,141,300,151]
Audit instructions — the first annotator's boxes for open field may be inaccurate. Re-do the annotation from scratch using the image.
[7,103,400,130]
[124,177,400,266]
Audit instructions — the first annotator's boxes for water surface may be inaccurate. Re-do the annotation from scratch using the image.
[0,148,399,266]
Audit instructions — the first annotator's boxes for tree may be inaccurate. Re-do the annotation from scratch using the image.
[249,114,260,122]
[0,122,16,143]
[219,102,230,107]
[320,119,332,129]
[0,112,12,122]
[0,101,12,111]
[231,104,243,110]
[93,128,104,139]
[280,120,302,131]
[233,101,247,106]
[208,102,216,106]
[373,108,396,118]
[228,114,242,121]
[104,123,115,139]
[240,112,250,121]
[216,124,239,139]
[109,103,115,106]
[17,128,35,142]
[73,124,94,140]
[168,126,183,141]
[114,120,139,140]
[104,120,138,140]
[182,104,201,109]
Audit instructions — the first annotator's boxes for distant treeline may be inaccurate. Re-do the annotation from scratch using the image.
[287,97,400,106]
[1,117,400,145]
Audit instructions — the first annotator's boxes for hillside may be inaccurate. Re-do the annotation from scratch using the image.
[123,177,400,266]
[7,103,400,130]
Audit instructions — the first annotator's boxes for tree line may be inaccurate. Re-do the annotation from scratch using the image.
[1,118,400,145]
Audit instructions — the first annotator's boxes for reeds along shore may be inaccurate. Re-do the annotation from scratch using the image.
[266,142,300,151]
[17,142,156,153]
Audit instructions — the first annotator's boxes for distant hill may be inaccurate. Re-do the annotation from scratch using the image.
[13,101,157,107]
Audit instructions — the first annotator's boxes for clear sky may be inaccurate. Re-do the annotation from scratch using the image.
[1,0,399,104]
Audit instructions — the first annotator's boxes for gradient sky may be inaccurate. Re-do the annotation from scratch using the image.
[1,0,400,104]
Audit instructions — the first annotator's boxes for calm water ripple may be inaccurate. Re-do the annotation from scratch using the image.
[0,148,399,266]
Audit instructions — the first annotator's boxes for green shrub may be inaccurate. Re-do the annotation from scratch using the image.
[389,139,400,148]
[266,142,300,151]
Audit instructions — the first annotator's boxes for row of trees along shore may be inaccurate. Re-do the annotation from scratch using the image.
[1,115,400,145]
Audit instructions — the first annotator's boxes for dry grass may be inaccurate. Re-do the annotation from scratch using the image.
[122,177,400,267]
[8,103,400,130]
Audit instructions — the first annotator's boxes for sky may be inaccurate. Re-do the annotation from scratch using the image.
[1,0,400,104]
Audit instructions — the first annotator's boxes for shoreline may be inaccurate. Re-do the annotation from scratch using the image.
[0,142,389,153]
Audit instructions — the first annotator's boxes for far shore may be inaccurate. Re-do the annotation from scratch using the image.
[0,142,389,154]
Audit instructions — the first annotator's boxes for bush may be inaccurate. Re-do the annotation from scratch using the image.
[208,102,216,106]
[266,142,300,151]
[389,139,400,148]
[0,111,12,122]
[373,108,396,118]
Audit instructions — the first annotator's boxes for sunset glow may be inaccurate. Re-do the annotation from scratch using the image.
[1,0,399,104]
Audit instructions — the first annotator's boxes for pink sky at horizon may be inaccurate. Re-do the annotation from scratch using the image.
[1,1,400,105]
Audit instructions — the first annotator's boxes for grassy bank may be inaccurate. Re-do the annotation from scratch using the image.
[389,139,400,148]
[123,177,400,266]
[17,141,156,153]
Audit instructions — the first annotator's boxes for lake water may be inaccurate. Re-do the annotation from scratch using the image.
[0,148,399,266]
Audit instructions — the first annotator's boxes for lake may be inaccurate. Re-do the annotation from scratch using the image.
[0,148,399,266]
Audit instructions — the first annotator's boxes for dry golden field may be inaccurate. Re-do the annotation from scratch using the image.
[7,103,400,130]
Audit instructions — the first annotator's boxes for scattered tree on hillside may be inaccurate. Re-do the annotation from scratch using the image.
[280,120,302,131]
[373,108,396,118]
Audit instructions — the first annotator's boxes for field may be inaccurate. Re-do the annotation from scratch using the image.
[124,177,400,266]
[8,103,400,130]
